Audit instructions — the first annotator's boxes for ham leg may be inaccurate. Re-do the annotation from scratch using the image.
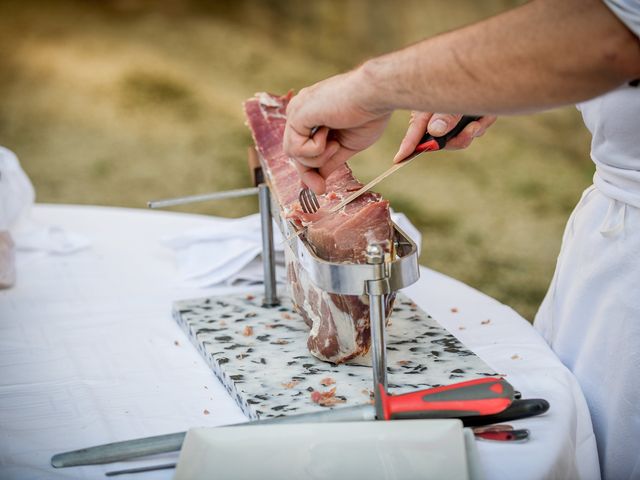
[244,92,395,364]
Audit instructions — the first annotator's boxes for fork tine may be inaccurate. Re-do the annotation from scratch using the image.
[298,189,308,213]
[307,189,318,213]
[310,190,320,211]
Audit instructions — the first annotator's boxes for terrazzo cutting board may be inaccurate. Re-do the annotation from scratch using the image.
[173,293,505,420]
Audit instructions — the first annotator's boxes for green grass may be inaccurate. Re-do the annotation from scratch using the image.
[0,0,594,320]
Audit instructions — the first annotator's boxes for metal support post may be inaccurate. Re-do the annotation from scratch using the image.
[258,183,279,307]
[365,244,390,394]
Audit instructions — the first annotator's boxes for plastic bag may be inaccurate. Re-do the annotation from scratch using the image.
[0,146,35,288]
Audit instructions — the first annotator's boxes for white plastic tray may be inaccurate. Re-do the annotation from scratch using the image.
[175,419,473,480]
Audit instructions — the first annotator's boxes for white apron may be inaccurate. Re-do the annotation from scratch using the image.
[534,80,640,480]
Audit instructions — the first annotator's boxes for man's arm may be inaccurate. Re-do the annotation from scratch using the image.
[360,0,640,115]
[284,0,640,193]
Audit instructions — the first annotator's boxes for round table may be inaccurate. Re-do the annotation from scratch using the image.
[0,204,600,479]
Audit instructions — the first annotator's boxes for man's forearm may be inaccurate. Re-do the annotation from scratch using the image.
[358,0,640,115]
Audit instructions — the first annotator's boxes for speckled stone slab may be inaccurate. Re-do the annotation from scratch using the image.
[173,293,504,420]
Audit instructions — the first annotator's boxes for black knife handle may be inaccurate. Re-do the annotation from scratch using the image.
[462,398,550,427]
[416,115,482,152]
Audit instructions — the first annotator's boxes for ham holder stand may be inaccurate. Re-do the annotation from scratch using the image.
[151,147,421,394]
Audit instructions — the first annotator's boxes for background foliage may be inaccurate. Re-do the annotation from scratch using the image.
[0,0,595,320]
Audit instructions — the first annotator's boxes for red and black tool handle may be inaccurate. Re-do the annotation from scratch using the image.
[475,428,530,442]
[376,377,514,421]
[415,115,482,153]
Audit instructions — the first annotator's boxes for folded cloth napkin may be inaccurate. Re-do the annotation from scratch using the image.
[162,211,422,288]
[12,222,91,255]
[0,146,91,257]
[0,145,34,287]
[161,213,285,288]
[0,147,34,227]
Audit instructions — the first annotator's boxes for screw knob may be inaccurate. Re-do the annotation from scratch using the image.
[365,244,384,264]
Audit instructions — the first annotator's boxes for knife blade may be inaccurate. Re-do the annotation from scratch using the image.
[328,115,481,214]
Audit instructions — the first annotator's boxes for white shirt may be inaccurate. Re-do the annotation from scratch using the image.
[535,3,640,478]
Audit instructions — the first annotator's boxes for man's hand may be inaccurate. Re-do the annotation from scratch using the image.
[284,70,392,194]
[393,112,497,163]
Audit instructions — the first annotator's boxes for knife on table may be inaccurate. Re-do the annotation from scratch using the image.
[51,376,511,468]
[328,115,481,213]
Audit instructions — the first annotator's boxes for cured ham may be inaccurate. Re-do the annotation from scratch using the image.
[244,92,395,364]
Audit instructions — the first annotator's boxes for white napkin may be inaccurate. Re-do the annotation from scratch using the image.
[0,146,35,231]
[162,213,285,288]
[13,222,91,255]
[0,146,91,290]
[0,146,91,256]
[163,211,422,288]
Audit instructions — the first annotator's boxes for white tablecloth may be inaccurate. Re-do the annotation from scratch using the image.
[0,205,600,479]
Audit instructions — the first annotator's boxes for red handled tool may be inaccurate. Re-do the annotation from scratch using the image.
[473,424,530,442]
[475,428,530,442]
[375,377,514,421]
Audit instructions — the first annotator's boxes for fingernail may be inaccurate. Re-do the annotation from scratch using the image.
[429,119,447,136]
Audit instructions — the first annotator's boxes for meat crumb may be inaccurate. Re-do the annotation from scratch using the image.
[511,354,521,360]
[246,294,255,301]
[243,325,254,336]
[174,340,180,346]
[310,387,345,406]
[203,409,210,415]
[451,307,459,313]
[282,380,300,389]
[281,313,293,320]
[219,320,227,327]
[481,319,491,325]
[265,323,277,329]
[458,326,466,330]
[396,360,411,366]
[320,377,336,386]
[272,339,289,345]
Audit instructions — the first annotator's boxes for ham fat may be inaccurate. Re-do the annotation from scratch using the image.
[244,92,395,364]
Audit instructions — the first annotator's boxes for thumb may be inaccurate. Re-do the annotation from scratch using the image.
[427,113,463,137]
[393,112,432,163]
